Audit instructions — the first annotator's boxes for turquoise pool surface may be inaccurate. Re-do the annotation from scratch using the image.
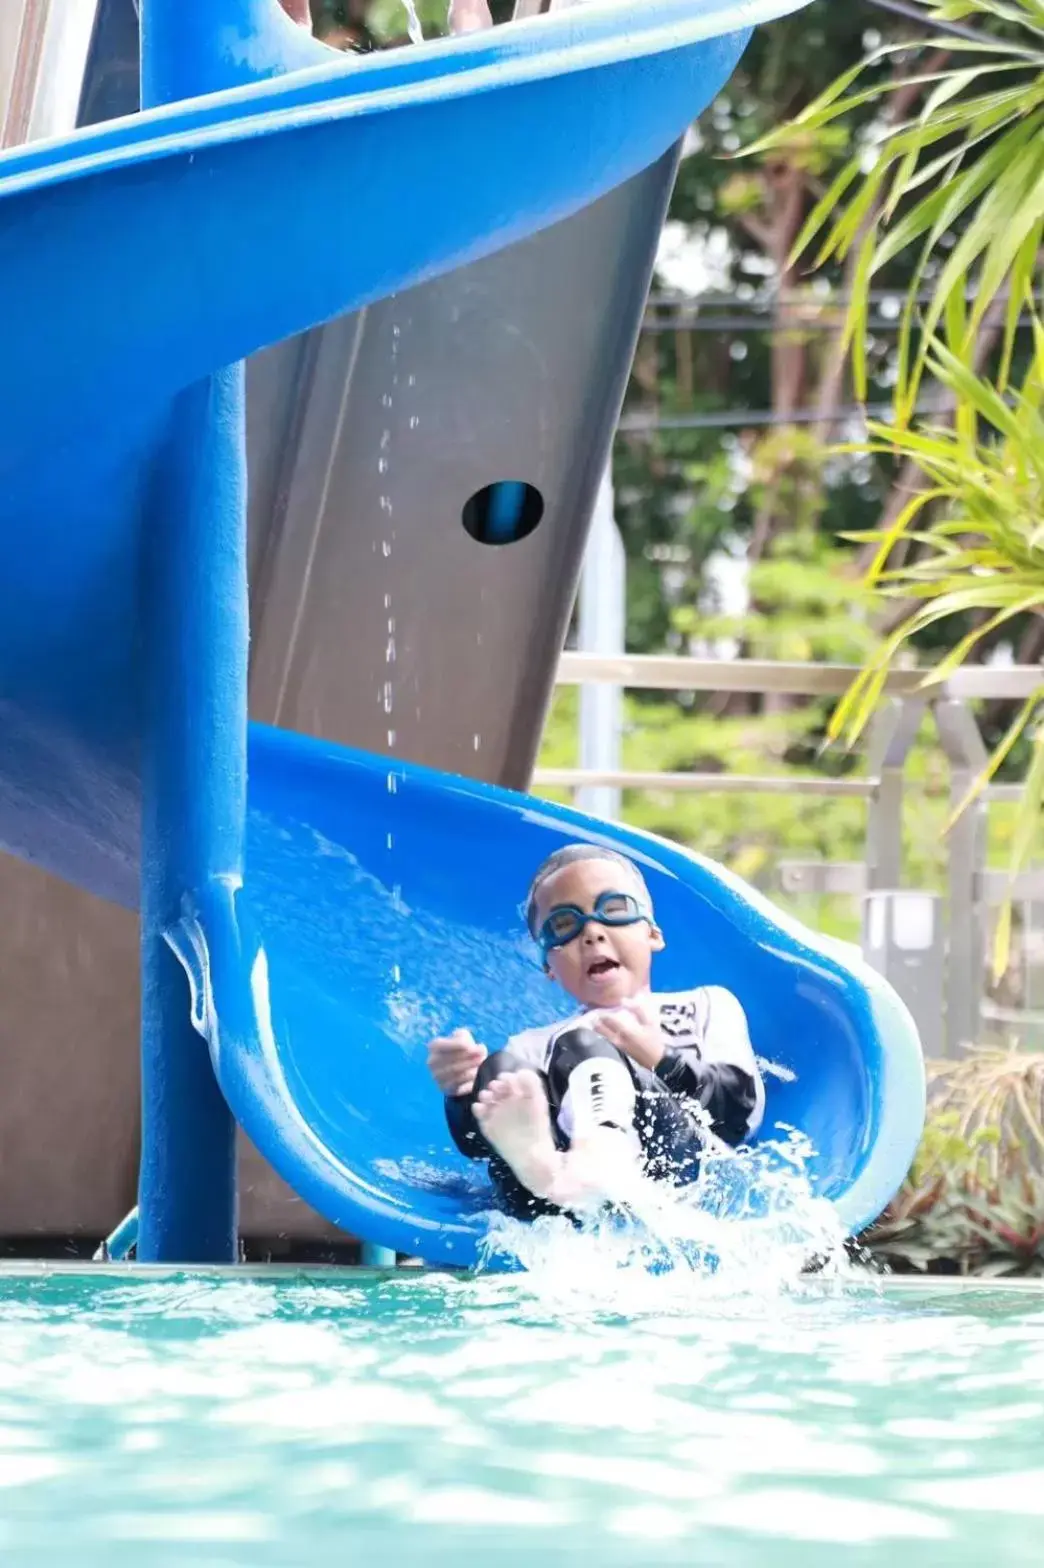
[0,1265,1041,1565]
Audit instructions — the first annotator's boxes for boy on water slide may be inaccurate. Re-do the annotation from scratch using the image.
[427,845,764,1217]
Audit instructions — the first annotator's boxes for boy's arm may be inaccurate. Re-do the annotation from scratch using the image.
[592,992,761,1145]
[654,989,763,1145]
[428,1030,488,1160]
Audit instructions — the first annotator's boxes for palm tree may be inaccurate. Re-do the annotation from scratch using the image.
[753,0,1044,966]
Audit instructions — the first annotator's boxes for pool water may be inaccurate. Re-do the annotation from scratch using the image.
[0,1264,1042,1565]
[0,1260,1034,1568]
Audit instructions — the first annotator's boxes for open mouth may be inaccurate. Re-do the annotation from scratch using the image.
[586,956,620,979]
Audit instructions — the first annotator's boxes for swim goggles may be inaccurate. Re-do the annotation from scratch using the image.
[537,889,651,954]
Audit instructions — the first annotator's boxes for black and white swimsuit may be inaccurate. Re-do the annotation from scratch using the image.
[445,987,764,1217]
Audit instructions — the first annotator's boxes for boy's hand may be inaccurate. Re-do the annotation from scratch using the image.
[590,998,666,1072]
[427,1029,487,1097]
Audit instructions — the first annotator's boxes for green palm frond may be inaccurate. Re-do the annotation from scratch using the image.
[741,2,1044,977]
[748,0,1044,420]
[866,1048,1044,1276]
[831,327,1044,973]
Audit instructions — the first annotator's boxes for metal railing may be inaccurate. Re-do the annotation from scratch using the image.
[550,651,1043,699]
[1,0,46,148]
[536,769,873,796]
[535,654,1044,1059]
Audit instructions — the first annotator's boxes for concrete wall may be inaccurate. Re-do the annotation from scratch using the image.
[0,857,334,1246]
[0,861,138,1240]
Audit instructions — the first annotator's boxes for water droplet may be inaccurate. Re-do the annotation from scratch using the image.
[380,430,391,450]
[383,682,394,715]
[407,374,416,387]
[377,457,388,475]
[383,593,391,610]
[386,833,394,853]
[382,393,393,408]
[391,962,401,984]
[382,541,391,558]
[409,415,420,430]
[387,728,396,748]
[387,773,398,795]
[473,734,481,752]
[385,638,396,664]
[392,324,401,339]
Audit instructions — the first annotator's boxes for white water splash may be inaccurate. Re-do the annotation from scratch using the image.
[477,1129,854,1307]
[379,317,404,998]
[402,0,425,44]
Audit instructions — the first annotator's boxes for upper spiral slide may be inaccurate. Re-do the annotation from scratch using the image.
[0,0,924,1266]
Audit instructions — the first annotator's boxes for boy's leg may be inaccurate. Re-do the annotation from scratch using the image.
[548,1028,704,1187]
[545,1027,641,1148]
[473,1041,643,1212]
[464,1032,705,1216]
[469,1051,567,1219]
[539,1027,646,1201]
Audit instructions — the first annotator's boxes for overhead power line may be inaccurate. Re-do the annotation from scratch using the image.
[645,288,1022,314]
[617,401,937,434]
[640,310,1036,336]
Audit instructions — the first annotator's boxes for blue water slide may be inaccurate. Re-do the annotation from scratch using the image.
[0,0,790,905]
[0,0,925,1266]
[179,727,922,1267]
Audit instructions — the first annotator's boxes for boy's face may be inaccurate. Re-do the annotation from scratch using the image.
[533,858,664,1008]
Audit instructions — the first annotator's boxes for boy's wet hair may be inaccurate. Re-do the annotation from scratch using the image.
[524,843,653,936]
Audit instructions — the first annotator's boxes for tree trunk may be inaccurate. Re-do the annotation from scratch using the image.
[747,156,809,564]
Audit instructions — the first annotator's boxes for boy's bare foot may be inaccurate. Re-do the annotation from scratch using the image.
[562,1130,645,1208]
[474,1070,643,1211]
[474,1071,564,1201]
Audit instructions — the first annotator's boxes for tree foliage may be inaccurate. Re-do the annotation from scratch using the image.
[753,1,1044,965]
[312,2,1036,939]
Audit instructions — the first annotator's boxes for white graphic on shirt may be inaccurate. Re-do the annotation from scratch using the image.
[506,986,765,1139]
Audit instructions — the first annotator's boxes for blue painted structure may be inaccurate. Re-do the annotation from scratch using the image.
[0,0,925,1266]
